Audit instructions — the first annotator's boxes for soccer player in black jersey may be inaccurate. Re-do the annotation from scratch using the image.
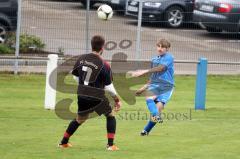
[59,35,121,151]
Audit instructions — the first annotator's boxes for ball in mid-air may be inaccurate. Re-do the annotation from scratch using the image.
[97,4,113,20]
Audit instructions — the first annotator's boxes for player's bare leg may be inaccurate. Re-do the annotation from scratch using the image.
[156,102,164,123]
[156,102,164,112]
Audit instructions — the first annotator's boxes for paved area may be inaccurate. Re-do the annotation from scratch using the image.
[1,0,240,74]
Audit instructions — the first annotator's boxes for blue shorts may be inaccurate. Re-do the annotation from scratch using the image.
[154,89,173,105]
[148,82,173,96]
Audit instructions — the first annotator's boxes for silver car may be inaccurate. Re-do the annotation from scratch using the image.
[193,0,240,33]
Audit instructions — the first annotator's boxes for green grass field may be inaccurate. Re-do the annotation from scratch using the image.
[0,74,240,159]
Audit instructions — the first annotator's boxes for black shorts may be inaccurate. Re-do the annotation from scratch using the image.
[77,96,112,116]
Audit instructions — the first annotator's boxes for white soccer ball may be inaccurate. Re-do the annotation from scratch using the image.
[97,4,113,20]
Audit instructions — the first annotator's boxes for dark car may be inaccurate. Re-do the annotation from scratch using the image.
[80,0,110,8]
[193,0,240,33]
[126,0,195,28]
[0,0,18,43]
[110,0,127,12]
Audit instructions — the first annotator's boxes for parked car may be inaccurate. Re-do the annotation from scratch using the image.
[80,0,110,8]
[193,0,240,33]
[126,0,195,28]
[0,0,18,43]
[110,0,127,12]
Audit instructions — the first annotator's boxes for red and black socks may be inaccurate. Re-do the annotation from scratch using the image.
[61,119,80,144]
[106,116,116,146]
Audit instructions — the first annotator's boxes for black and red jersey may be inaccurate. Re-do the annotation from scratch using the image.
[72,53,113,89]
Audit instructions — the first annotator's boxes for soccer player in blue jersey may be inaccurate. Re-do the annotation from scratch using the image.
[130,39,174,136]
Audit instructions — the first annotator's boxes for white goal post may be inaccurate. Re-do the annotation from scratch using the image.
[44,54,58,110]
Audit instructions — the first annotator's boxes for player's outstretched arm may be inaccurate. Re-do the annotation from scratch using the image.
[128,65,166,77]
[147,65,166,74]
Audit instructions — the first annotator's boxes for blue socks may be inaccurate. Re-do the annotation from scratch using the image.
[146,99,159,116]
[144,120,156,132]
[144,99,159,133]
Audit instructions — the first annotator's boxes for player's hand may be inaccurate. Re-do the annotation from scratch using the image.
[135,89,144,96]
[113,96,121,112]
[114,101,121,112]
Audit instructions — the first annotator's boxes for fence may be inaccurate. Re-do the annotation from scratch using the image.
[0,0,240,74]
[0,56,240,75]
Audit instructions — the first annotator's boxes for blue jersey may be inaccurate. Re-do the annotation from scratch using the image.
[150,53,174,87]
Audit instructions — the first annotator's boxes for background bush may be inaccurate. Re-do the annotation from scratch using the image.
[0,44,14,54]
[4,33,45,54]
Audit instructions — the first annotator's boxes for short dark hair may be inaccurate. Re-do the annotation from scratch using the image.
[157,39,171,49]
[91,35,105,52]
